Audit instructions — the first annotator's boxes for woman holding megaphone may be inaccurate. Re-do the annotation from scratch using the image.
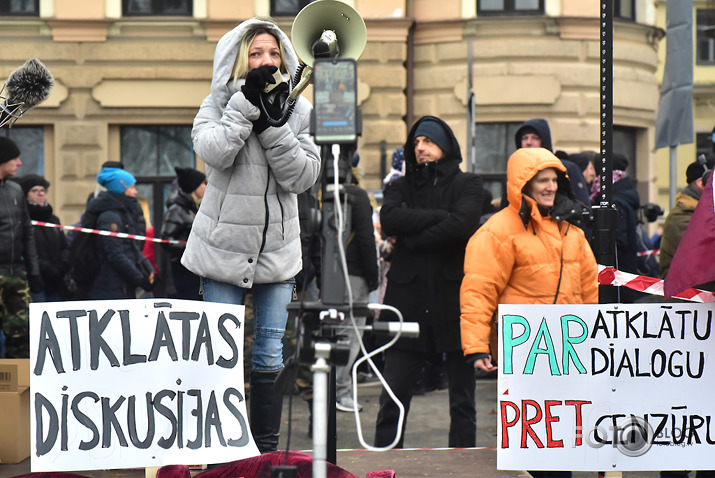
[182,17,321,454]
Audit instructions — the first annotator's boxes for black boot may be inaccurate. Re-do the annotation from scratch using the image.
[249,370,283,453]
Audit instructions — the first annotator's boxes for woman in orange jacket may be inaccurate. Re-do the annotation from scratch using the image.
[460,147,597,478]
[460,147,598,372]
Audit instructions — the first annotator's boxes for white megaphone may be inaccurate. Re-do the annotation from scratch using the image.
[291,0,367,68]
[268,0,366,127]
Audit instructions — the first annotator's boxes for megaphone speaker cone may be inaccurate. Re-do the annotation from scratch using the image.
[291,0,367,67]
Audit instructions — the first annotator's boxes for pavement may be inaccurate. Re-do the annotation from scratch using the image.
[1,375,667,478]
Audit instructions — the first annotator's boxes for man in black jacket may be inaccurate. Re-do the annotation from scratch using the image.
[374,116,483,448]
[0,137,42,358]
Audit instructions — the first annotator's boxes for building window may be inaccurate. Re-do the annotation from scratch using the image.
[473,122,523,202]
[120,125,195,231]
[271,0,315,16]
[697,9,715,65]
[0,126,44,175]
[0,0,39,15]
[123,0,191,16]
[696,131,713,158]
[614,0,635,21]
[477,0,544,16]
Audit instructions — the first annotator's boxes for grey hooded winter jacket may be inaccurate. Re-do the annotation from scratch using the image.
[181,19,321,288]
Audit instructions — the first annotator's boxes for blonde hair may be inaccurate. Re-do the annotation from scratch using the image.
[137,195,152,228]
[232,24,287,86]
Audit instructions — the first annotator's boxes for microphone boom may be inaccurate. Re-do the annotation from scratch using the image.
[0,58,54,128]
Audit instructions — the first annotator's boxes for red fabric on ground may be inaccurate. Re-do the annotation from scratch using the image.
[193,451,358,478]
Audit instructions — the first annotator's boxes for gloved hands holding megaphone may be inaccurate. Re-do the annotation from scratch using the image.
[241,65,288,134]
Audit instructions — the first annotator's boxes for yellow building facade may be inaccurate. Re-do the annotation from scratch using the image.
[0,0,684,229]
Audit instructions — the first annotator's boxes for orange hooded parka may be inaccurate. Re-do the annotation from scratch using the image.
[460,147,598,358]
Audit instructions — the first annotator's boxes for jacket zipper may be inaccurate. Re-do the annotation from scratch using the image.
[259,170,271,253]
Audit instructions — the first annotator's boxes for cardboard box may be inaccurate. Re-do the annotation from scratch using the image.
[0,359,30,464]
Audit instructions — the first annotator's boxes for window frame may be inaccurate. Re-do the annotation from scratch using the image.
[613,0,635,21]
[122,0,192,17]
[0,0,39,16]
[476,0,544,16]
[0,125,45,176]
[472,121,523,203]
[697,9,715,66]
[270,0,317,17]
[119,124,195,237]
[696,132,713,158]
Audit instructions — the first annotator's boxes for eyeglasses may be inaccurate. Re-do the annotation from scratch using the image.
[29,187,47,194]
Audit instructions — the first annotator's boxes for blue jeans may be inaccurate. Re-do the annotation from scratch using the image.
[202,278,293,372]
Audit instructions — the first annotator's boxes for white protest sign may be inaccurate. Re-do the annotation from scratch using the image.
[29,299,259,472]
[497,303,715,472]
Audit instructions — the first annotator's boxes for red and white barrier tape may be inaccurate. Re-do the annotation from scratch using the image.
[30,220,710,302]
[636,248,658,257]
[597,265,715,303]
[31,220,186,246]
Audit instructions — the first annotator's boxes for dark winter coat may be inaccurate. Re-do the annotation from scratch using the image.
[659,187,699,279]
[379,116,483,353]
[87,191,154,299]
[160,189,201,299]
[0,178,40,279]
[161,189,197,261]
[612,175,643,303]
[612,175,640,275]
[27,203,70,296]
[345,184,379,291]
[296,190,321,292]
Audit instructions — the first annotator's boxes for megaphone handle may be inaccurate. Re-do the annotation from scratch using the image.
[289,65,313,101]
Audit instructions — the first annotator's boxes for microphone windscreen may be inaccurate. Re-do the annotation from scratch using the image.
[312,41,332,59]
[5,58,54,108]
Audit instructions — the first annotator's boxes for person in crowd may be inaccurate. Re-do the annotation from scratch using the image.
[513,119,591,210]
[581,150,599,187]
[373,115,483,449]
[460,147,597,478]
[382,146,405,191]
[0,137,43,358]
[160,166,206,301]
[569,151,597,189]
[137,195,159,298]
[180,17,320,454]
[335,163,379,413]
[86,168,155,299]
[660,160,712,281]
[658,163,715,478]
[591,153,643,302]
[68,161,145,246]
[17,174,70,302]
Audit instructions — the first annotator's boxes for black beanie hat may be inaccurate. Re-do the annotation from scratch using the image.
[175,166,206,194]
[0,137,21,165]
[613,153,629,172]
[414,118,451,153]
[18,174,50,195]
[569,153,591,172]
[686,161,706,184]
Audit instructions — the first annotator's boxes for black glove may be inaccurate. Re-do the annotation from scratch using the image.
[241,65,288,134]
[28,274,45,294]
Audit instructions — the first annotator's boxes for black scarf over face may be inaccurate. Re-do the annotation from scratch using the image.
[27,201,54,222]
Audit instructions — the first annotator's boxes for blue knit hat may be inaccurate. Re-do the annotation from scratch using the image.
[414,118,450,153]
[97,167,136,194]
